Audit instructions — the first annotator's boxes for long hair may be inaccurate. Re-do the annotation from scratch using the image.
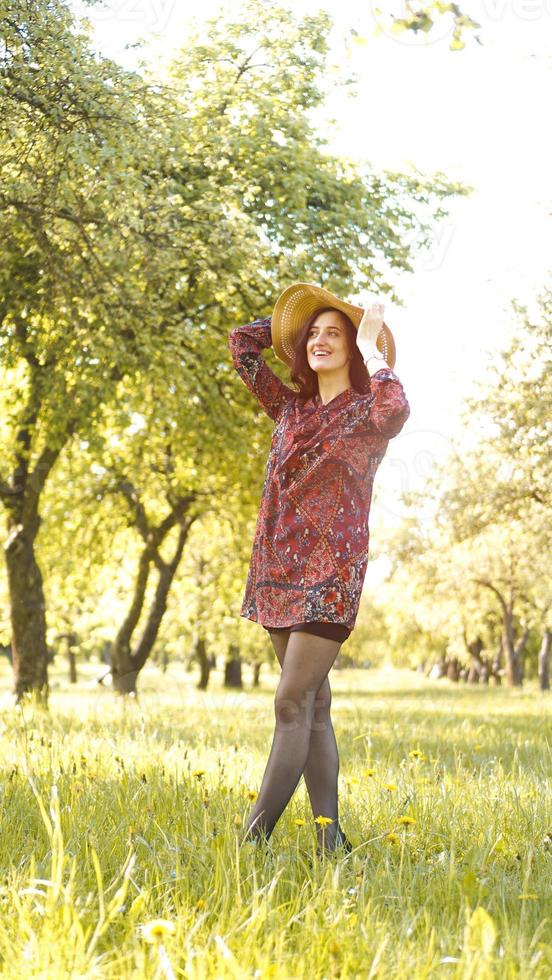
[289,306,371,401]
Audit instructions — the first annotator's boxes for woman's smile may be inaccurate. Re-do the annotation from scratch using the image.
[306,311,350,372]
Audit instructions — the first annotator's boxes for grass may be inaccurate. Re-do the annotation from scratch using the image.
[0,658,551,978]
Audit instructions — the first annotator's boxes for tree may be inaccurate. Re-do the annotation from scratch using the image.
[0,0,468,698]
[0,0,194,698]
[384,278,552,684]
[372,2,481,51]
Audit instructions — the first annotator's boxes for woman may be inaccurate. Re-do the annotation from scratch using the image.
[228,282,410,854]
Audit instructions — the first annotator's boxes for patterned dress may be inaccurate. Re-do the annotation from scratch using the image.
[229,317,411,633]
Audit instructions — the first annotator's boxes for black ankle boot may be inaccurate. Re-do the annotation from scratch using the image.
[316,824,353,857]
[335,824,353,853]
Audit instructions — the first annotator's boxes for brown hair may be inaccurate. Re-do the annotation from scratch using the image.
[289,307,371,401]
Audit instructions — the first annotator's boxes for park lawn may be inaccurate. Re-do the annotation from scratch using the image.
[0,659,550,978]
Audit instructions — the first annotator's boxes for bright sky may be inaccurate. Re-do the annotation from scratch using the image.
[72,0,552,538]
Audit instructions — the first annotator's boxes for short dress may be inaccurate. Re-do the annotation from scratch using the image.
[228,316,410,643]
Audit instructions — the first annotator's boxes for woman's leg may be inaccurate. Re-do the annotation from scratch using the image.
[264,630,347,852]
[245,630,342,848]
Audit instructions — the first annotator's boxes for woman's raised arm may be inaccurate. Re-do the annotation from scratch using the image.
[366,368,411,438]
[229,316,297,423]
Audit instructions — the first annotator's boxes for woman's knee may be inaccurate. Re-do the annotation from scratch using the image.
[274,683,316,728]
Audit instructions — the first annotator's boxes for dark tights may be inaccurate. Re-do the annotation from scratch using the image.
[245,629,349,853]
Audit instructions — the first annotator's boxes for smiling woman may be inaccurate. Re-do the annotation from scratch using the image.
[229,312,408,637]
[290,306,373,404]
[228,285,410,852]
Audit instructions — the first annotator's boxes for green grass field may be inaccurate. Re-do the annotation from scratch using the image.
[0,659,550,978]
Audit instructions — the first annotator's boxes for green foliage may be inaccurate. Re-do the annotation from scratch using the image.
[1,0,467,686]
[373,2,482,51]
[373,280,552,673]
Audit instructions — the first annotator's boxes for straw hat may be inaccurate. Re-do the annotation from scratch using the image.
[271,282,396,370]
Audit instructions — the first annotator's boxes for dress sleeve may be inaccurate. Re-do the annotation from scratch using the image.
[367,367,411,438]
[229,316,297,423]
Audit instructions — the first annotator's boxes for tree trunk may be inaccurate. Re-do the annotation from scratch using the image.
[196,635,211,690]
[446,657,460,682]
[112,658,140,695]
[491,635,503,686]
[60,632,78,684]
[224,643,242,688]
[464,634,493,685]
[4,519,49,701]
[472,581,525,687]
[252,662,262,687]
[110,514,195,695]
[538,627,551,692]
[505,626,529,687]
[110,547,151,695]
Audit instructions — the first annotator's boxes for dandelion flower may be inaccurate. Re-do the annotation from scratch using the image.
[364,768,375,777]
[196,899,205,910]
[383,783,397,792]
[315,815,334,827]
[348,776,360,785]
[408,749,425,760]
[141,919,175,943]
[247,790,258,800]
[193,768,205,778]
[386,833,400,844]
[398,816,416,826]
[233,813,242,826]
[294,818,306,827]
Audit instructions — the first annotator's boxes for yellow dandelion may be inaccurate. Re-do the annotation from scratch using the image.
[386,832,400,844]
[193,768,205,778]
[364,768,375,777]
[474,744,483,751]
[233,813,242,826]
[315,815,334,826]
[383,783,397,792]
[408,749,425,760]
[397,816,416,826]
[141,919,175,943]
[247,789,258,800]
[294,818,306,826]
[196,899,205,910]
[328,940,340,954]
[518,893,538,901]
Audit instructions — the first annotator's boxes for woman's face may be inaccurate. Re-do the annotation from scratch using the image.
[306,310,351,375]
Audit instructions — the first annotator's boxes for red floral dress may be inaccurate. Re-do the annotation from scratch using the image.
[229,317,411,632]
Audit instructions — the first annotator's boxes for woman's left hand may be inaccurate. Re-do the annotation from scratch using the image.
[357,302,385,349]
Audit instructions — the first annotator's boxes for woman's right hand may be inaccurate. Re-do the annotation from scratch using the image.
[357,302,385,350]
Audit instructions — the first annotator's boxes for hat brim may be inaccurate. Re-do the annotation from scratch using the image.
[270,282,396,369]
